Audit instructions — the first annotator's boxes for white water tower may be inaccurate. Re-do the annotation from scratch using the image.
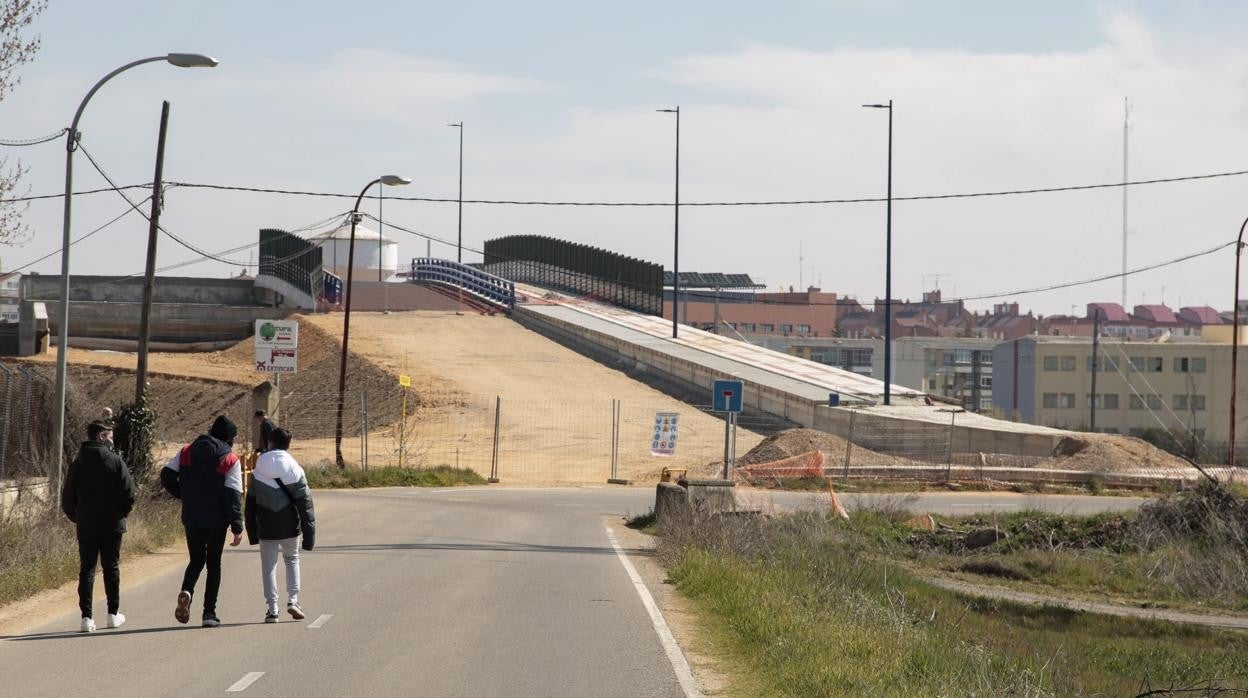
[311,217,400,280]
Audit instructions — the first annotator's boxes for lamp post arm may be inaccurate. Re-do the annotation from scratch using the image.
[334,177,383,466]
[67,56,168,149]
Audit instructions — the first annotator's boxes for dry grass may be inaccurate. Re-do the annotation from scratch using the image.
[0,497,181,608]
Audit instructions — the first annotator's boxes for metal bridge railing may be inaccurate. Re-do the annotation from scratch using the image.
[410,258,516,309]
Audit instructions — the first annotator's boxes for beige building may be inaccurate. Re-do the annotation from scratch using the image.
[783,336,997,412]
[992,330,1248,447]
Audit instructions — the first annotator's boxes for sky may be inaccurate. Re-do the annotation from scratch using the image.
[2,0,1248,316]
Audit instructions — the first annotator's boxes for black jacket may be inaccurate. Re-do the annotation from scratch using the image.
[245,475,316,549]
[160,434,243,533]
[61,440,135,536]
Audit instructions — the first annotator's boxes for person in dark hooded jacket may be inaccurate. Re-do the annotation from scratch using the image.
[61,420,135,633]
[161,415,243,628]
[245,427,315,623]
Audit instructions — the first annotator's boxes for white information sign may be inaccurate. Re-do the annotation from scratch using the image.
[254,319,299,373]
[651,411,679,456]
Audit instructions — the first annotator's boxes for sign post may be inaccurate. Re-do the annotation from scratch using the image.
[712,379,745,479]
[398,374,411,468]
[255,320,299,422]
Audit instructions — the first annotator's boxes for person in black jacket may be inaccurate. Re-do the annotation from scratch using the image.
[61,420,135,633]
[245,427,315,623]
[161,415,243,628]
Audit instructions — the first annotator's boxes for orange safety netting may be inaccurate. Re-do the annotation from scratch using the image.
[738,449,826,480]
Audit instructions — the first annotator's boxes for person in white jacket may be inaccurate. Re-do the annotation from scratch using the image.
[244,427,316,623]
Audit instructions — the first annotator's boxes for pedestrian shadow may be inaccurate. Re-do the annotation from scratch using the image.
[1,621,272,642]
[313,540,654,557]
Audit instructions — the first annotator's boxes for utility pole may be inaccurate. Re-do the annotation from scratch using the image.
[862,100,893,404]
[656,107,680,338]
[135,100,170,403]
[1090,308,1100,432]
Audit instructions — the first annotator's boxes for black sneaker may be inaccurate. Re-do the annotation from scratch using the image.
[202,612,221,628]
[174,590,192,624]
[264,611,279,624]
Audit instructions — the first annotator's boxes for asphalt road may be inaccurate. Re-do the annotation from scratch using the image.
[0,487,1147,696]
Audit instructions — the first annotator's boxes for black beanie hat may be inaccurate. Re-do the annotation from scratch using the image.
[210,415,238,442]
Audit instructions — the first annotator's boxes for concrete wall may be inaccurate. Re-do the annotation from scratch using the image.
[48,301,290,343]
[517,306,1064,459]
[22,274,260,305]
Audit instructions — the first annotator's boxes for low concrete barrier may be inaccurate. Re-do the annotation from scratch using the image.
[655,481,688,524]
[0,477,51,519]
[685,479,737,514]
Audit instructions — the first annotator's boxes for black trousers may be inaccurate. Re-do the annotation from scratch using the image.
[181,526,227,614]
[77,532,123,619]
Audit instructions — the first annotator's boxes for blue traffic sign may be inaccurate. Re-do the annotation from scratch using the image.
[713,379,745,413]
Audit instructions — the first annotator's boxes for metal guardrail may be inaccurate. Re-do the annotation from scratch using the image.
[410,258,516,309]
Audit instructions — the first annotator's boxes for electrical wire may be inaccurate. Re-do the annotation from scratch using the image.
[1,196,152,275]
[77,144,254,266]
[0,129,68,147]
[164,168,1248,206]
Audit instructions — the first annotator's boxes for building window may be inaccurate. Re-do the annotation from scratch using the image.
[797,324,811,334]
[1129,356,1144,371]
[1043,356,1059,371]
[979,376,992,388]
[1088,356,1118,372]
[979,397,993,411]
[1173,395,1188,410]
[1060,356,1076,371]
[1176,357,1207,373]
[1104,393,1119,409]
[1192,395,1206,411]
[739,323,754,332]
[1147,394,1162,409]
[1148,357,1163,372]
[1059,393,1075,408]
[928,378,936,390]
[759,324,774,332]
[1130,394,1143,410]
[1042,393,1058,408]
[781,324,793,333]
[1192,357,1207,372]
[954,349,973,365]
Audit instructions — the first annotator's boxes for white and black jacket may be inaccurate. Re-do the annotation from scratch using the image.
[244,450,316,550]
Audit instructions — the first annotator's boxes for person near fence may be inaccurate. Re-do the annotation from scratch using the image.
[160,415,244,628]
[61,420,135,633]
[244,427,315,623]
[253,410,275,454]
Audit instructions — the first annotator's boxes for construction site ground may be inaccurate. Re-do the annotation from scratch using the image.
[30,310,760,484]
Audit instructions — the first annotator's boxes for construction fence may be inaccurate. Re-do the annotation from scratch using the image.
[0,362,57,482]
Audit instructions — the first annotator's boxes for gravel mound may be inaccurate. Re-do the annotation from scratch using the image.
[738,428,908,467]
[1040,434,1193,473]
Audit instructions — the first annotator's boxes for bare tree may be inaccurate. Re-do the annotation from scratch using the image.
[0,0,48,246]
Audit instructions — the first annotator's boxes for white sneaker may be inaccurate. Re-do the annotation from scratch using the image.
[80,617,96,633]
[107,613,126,629]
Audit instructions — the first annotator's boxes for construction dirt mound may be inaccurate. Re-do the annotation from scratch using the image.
[1041,434,1193,473]
[739,428,908,467]
[43,318,406,446]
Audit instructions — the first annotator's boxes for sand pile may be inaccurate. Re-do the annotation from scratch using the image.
[739,428,911,467]
[1040,434,1193,473]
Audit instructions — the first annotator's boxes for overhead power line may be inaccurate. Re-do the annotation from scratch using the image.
[0,129,69,147]
[164,169,1248,206]
[7,167,1246,206]
[2,196,152,275]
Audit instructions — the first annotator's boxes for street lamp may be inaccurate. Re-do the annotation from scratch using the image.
[863,100,893,405]
[657,106,679,339]
[448,122,463,263]
[52,53,218,489]
[1229,217,1248,466]
[335,175,412,467]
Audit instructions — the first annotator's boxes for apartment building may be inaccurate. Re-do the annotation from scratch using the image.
[992,328,1247,444]
[0,272,19,323]
[782,336,997,412]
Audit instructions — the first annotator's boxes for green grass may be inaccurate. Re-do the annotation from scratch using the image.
[305,465,487,489]
[624,510,658,535]
[658,508,1248,696]
[0,498,182,608]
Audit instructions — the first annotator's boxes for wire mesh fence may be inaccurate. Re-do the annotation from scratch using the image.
[0,362,59,482]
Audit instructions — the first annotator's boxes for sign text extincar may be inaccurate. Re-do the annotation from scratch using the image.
[254,320,299,373]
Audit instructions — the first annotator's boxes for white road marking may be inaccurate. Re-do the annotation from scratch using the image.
[604,525,701,698]
[308,614,333,629]
[951,503,1019,507]
[226,672,264,692]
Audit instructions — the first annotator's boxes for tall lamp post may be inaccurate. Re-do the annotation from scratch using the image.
[335,175,412,467]
[448,122,463,263]
[657,106,680,338]
[52,53,218,489]
[1229,217,1248,467]
[863,100,893,405]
